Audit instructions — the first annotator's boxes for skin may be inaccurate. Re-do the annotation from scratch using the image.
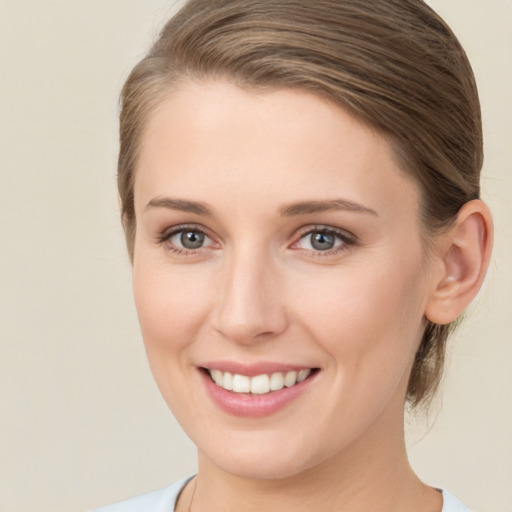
[130,79,485,512]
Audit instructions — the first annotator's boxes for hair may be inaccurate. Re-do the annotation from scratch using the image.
[118,0,482,409]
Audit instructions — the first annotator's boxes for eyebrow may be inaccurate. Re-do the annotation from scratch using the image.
[145,196,378,218]
[279,199,378,217]
[145,197,213,217]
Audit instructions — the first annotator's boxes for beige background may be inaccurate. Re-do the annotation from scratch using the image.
[0,1,510,511]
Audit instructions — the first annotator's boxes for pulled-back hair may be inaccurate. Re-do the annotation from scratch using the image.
[118,0,482,408]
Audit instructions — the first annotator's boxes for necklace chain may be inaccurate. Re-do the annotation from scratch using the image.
[187,477,197,512]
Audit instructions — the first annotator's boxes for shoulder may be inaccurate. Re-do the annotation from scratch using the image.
[91,477,192,512]
[441,489,473,512]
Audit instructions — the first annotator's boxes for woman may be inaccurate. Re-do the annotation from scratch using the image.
[95,1,493,510]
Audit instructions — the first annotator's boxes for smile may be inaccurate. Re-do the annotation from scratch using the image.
[200,365,320,416]
[207,368,313,395]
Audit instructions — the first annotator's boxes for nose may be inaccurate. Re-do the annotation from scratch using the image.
[210,247,288,344]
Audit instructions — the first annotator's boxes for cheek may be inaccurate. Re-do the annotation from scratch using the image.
[131,255,219,419]
[132,255,214,357]
[289,260,427,440]
[291,255,427,377]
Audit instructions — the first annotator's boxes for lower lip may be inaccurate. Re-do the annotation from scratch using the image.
[199,369,318,417]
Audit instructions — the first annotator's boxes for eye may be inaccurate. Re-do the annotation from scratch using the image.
[294,227,355,254]
[157,226,216,254]
[172,229,206,249]
[306,231,338,251]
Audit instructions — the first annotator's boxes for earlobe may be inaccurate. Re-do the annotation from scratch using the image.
[425,200,493,325]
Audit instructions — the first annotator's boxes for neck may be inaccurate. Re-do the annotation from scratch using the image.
[185,410,441,512]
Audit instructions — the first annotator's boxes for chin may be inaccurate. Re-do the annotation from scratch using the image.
[197,428,326,481]
[214,453,313,481]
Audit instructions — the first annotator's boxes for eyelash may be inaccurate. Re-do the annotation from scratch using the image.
[156,224,214,256]
[293,226,357,257]
[156,225,357,257]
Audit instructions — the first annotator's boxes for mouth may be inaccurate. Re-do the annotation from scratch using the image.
[202,367,319,395]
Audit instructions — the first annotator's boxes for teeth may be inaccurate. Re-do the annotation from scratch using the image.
[232,374,251,393]
[269,372,284,391]
[251,374,270,394]
[297,369,310,382]
[223,371,233,391]
[284,370,298,387]
[208,368,312,395]
[212,369,223,386]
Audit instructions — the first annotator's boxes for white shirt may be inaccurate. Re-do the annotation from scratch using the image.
[92,477,472,512]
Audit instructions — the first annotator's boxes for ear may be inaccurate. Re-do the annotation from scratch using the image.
[425,200,493,325]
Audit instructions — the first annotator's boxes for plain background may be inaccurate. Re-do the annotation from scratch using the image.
[0,1,510,511]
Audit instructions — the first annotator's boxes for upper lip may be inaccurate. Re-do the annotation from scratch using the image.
[200,361,317,377]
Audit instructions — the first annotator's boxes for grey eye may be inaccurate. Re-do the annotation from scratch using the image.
[180,230,205,249]
[310,231,336,250]
[296,229,348,252]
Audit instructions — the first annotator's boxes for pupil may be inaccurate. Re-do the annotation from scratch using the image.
[181,230,204,249]
[311,232,334,250]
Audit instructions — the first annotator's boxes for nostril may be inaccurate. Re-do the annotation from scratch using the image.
[255,331,274,338]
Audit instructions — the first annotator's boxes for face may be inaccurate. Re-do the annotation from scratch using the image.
[132,80,434,480]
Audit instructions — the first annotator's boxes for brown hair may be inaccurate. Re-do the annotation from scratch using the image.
[118,0,482,408]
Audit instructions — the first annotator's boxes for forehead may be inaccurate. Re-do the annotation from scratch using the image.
[135,79,420,222]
